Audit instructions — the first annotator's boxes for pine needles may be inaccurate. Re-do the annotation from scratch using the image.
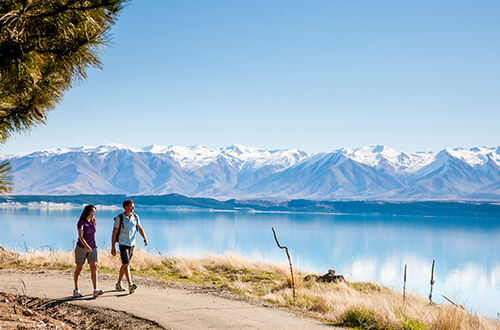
[0,0,127,194]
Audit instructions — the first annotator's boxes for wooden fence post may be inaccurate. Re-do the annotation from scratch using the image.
[272,227,296,303]
[403,264,407,301]
[429,260,435,304]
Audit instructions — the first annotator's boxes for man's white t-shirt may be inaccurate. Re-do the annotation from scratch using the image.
[114,212,141,247]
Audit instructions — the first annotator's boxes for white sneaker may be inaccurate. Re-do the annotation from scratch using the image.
[93,289,104,298]
[73,289,83,298]
[115,282,126,291]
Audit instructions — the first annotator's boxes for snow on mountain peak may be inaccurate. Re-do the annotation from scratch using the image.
[143,144,172,153]
[5,143,500,171]
[341,145,400,166]
[144,144,309,170]
[444,146,500,167]
[5,143,500,199]
[160,145,220,168]
[338,145,434,172]
[15,143,138,157]
[223,144,264,160]
[92,143,140,153]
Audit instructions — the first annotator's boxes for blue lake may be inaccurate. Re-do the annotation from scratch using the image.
[0,205,499,317]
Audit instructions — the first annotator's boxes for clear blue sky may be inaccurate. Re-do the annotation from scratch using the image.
[2,0,500,155]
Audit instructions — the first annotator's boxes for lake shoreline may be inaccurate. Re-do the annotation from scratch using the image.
[2,193,500,218]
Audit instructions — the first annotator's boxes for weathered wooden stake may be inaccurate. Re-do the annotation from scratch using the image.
[442,295,465,309]
[403,264,407,301]
[272,227,296,302]
[429,260,435,304]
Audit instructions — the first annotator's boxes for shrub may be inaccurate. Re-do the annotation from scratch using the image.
[339,307,379,329]
[400,317,427,330]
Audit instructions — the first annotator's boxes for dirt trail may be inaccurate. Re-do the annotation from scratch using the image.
[0,270,341,330]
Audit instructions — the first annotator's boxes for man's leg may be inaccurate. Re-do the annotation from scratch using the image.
[120,263,132,285]
[117,245,130,284]
[117,245,136,293]
[117,263,125,283]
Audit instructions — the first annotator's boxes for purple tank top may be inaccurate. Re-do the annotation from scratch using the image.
[76,218,97,249]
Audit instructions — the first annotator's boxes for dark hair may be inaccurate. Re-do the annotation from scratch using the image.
[123,199,134,208]
[80,204,96,224]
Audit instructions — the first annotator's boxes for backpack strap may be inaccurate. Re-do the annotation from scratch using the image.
[115,213,124,244]
[133,212,139,229]
[115,213,138,244]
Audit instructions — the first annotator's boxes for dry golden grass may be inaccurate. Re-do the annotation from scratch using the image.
[1,247,498,330]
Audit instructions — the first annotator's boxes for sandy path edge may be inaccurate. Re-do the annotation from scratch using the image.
[0,269,342,330]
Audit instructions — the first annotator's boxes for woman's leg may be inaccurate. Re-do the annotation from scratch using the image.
[74,264,83,290]
[89,261,98,290]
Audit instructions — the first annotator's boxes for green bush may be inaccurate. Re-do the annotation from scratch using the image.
[339,307,378,329]
[400,317,427,330]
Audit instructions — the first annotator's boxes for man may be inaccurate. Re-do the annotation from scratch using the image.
[111,199,148,293]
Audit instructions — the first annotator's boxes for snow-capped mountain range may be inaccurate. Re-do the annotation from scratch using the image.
[2,143,500,200]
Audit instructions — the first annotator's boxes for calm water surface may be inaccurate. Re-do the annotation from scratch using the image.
[1,206,499,316]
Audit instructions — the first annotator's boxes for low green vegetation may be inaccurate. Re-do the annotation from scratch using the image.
[339,307,379,329]
[399,317,428,330]
[349,282,386,294]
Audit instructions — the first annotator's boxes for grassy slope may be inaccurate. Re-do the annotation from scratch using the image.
[0,248,498,330]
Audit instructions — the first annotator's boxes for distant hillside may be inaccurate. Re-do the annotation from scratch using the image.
[2,194,500,218]
[3,143,500,200]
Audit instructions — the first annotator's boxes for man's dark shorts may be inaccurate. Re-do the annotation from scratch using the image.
[119,245,135,264]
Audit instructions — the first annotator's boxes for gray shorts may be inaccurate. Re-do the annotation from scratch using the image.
[75,246,98,265]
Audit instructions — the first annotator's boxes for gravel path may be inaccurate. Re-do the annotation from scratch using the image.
[0,270,342,330]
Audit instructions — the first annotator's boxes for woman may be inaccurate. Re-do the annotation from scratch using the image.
[73,204,103,298]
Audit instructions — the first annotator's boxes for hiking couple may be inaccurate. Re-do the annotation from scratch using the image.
[73,199,148,298]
